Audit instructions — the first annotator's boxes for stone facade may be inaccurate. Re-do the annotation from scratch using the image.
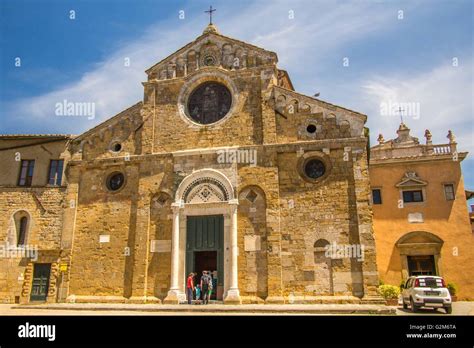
[370,124,474,299]
[0,135,71,303]
[0,25,382,304]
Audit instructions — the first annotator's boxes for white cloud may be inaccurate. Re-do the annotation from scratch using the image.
[360,62,474,153]
[3,0,414,134]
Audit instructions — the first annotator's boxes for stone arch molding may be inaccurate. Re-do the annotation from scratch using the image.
[396,231,444,247]
[6,210,32,247]
[175,169,234,204]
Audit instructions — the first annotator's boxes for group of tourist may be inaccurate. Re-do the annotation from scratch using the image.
[186,270,216,304]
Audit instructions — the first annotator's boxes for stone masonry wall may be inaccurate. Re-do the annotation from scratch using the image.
[0,188,65,303]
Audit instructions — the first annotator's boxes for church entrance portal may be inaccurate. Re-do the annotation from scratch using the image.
[186,215,224,300]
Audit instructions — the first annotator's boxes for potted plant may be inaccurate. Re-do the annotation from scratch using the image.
[378,284,401,306]
[447,282,458,302]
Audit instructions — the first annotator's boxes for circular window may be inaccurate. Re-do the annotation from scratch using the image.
[304,159,326,179]
[187,82,232,124]
[106,172,125,191]
[110,142,122,152]
[204,55,216,66]
[306,124,317,134]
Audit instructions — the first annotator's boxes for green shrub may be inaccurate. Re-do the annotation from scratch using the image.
[399,279,406,289]
[378,284,401,299]
[447,283,458,296]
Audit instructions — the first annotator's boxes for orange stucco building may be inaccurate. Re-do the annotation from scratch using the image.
[370,124,474,299]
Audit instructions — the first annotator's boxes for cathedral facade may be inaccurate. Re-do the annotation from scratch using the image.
[0,24,381,304]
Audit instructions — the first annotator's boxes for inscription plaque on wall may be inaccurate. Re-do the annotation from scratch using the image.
[99,235,110,243]
[408,213,424,223]
[151,240,172,253]
[244,235,261,252]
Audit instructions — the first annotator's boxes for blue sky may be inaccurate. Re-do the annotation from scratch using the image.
[1,0,473,190]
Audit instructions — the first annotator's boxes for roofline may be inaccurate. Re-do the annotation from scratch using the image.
[0,137,73,152]
[0,134,74,140]
[369,152,468,166]
[73,102,142,143]
[465,190,474,200]
[273,85,367,120]
[278,69,294,90]
[145,31,278,74]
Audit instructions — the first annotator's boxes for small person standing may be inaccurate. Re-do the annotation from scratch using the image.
[186,272,194,305]
[195,284,201,305]
[211,270,218,300]
[207,274,213,302]
[200,270,211,305]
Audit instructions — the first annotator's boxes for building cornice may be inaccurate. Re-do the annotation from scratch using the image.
[369,152,468,167]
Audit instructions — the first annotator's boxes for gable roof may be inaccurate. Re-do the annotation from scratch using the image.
[0,134,74,139]
[73,102,142,143]
[273,85,367,121]
[145,28,278,75]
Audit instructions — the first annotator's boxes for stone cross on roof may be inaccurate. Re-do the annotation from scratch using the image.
[205,5,216,25]
[396,106,405,125]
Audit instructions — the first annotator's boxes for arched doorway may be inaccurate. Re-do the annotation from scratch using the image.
[163,169,241,304]
[396,231,444,279]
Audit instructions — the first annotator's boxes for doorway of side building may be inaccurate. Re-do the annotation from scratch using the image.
[407,255,436,276]
[186,215,224,301]
[30,263,51,302]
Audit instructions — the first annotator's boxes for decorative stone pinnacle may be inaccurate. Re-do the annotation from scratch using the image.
[447,130,456,144]
[424,129,432,144]
[377,134,385,144]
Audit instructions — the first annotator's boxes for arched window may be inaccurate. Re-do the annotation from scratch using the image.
[313,239,334,295]
[18,217,28,246]
[314,239,330,260]
[13,211,30,247]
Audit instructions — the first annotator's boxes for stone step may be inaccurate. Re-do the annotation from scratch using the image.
[13,303,396,315]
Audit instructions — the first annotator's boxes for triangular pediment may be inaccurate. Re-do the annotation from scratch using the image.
[395,172,427,187]
[145,27,278,80]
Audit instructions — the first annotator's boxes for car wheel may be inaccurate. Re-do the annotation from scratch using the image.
[445,306,452,314]
[402,300,408,309]
[410,297,418,313]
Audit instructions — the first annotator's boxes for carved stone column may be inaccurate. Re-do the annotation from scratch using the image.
[163,201,184,304]
[224,199,242,304]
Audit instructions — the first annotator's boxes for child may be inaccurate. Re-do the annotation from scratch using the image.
[207,277,213,302]
[195,284,201,305]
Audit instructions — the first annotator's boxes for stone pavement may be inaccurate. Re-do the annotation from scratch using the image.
[3,302,473,316]
[394,301,474,316]
[5,302,395,315]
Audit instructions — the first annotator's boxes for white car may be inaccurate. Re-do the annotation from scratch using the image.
[401,276,452,314]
